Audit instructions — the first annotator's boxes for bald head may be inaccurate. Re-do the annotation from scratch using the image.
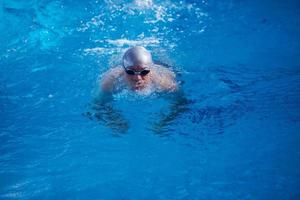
[123,46,153,69]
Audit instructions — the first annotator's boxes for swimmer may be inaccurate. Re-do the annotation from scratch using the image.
[100,46,177,94]
[89,46,188,134]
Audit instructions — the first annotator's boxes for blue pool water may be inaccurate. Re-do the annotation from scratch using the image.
[1,0,300,199]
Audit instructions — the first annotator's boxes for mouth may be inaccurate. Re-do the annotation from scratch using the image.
[134,81,143,85]
[133,82,144,90]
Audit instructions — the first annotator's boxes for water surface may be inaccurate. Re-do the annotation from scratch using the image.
[1,0,300,199]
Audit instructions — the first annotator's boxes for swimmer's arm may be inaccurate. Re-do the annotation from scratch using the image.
[92,91,129,134]
[162,75,178,91]
[154,68,178,91]
[100,67,124,92]
[153,90,189,133]
[95,66,122,106]
[90,101,129,134]
[89,67,129,133]
[94,90,113,104]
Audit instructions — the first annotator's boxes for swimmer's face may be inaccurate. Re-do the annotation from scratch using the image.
[124,65,151,91]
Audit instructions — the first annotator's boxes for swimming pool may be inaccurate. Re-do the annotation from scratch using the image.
[1,0,300,199]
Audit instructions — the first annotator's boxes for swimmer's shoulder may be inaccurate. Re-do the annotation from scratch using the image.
[152,64,178,92]
[100,66,124,92]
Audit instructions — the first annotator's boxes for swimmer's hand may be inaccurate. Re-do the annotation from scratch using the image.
[151,90,189,134]
[85,101,129,134]
[94,106,129,134]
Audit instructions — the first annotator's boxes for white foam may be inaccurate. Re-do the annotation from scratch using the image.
[113,87,157,102]
[106,37,160,47]
[133,0,153,8]
[83,47,124,58]
[84,47,107,54]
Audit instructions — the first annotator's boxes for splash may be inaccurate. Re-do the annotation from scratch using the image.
[133,0,153,9]
[83,47,108,55]
[113,86,158,102]
[106,37,160,47]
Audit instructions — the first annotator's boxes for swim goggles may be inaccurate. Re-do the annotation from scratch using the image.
[124,68,150,76]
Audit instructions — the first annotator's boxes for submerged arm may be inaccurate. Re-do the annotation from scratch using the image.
[91,96,129,134]
[152,89,190,133]
[87,68,129,133]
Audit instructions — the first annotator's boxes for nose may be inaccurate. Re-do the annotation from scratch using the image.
[132,74,142,81]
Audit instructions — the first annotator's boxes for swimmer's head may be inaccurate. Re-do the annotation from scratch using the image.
[122,46,153,91]
[123,46,153,69]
